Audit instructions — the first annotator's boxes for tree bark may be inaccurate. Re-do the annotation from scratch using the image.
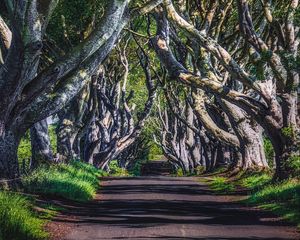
[220,100,268,169]
[0,129,20,180]
[30,119,53,169]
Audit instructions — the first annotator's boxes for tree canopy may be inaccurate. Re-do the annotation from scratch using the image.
[0,0,299,182]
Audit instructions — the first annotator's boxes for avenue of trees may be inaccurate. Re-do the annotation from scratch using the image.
[0,0,299,182]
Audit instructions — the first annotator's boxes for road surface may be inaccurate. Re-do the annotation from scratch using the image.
[49,176,299,240]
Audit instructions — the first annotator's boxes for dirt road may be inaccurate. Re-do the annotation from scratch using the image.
[49,176,299,240]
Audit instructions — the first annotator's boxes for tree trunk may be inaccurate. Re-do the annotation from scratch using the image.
[239,124,268,170]
[30,119,53,169]
[56,119,76,162]
[270,132,298,180]
[220,100,268,170]
[0,129,20,181]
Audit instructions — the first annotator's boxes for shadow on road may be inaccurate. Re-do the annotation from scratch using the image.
[47,176,299,240]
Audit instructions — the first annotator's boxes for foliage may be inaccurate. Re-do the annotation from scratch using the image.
[18,131,31,162]
[148,154,164,161]
[285,155,300,177]
[49,125,58,155]
[263,137,275,168]
[47,0,107,50]
[23,161,102,201]
[109,160,130,176]
[281,126,294,138]
[175,168,184,177]
[128,160,146,176]
[0,191,47,240]
[195,166,206,175]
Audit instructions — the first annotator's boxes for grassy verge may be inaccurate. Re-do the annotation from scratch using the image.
[23,160,103,201]
[0,160,102,240]
[207,172,300,227]
[0,191,48,240]
[209,176,235,194]
[246,177,300,227]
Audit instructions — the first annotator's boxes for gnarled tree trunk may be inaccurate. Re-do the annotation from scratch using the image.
[30,119,53,169]
[0,129,21,180]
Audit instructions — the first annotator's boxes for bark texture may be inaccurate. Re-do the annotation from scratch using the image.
[30,119,53,169]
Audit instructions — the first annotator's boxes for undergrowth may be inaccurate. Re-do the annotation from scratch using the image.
[0,191,47,240]
[109,160,130,176]
[23,160,103,201]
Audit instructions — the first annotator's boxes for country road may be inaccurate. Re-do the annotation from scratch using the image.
[49,176,299,240]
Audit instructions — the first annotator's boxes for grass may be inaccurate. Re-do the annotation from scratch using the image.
[209,176,235,194]
[0,160,102,239]
[36,203,66,220]
[207,171,300,227]
[23,160,103,201]
[246,179,300,227]
[0,191,48,240]
[237,172,271,189]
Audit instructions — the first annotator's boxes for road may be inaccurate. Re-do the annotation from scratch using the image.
[49,176,299,240]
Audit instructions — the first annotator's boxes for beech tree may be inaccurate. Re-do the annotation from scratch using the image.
[30,119,54,169]
[0,0,298,181]
[0,0,162,179]
[151,0,298,179]
[151,6,268,173]
[87,41,158,169]
[56,78,98,162]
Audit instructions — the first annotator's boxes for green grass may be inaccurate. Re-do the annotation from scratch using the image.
[37,203,66,220]
[209,176,235,194]
[208,171,300,227]
[246,179,300,227]
[23,160,103,201]
[0,191,48,240]
[237,173,271,189]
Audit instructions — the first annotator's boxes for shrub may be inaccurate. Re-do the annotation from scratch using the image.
[285,155,300,177]
[0,191,47,240]
[109,160,129,176]
[175,168,184,177]
[23,161,102,201]
[128,160,145,176]
[195,166,206,175]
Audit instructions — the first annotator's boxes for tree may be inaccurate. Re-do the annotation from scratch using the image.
[151,6,268,173]
[30,119,54,169]
[89,41,158,169]
[0,0,162,180]
[152,0,298,179]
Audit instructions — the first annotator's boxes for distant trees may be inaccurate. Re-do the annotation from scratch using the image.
[151,0,299,179]
[78,39,158,169]
[152,5,268,174]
